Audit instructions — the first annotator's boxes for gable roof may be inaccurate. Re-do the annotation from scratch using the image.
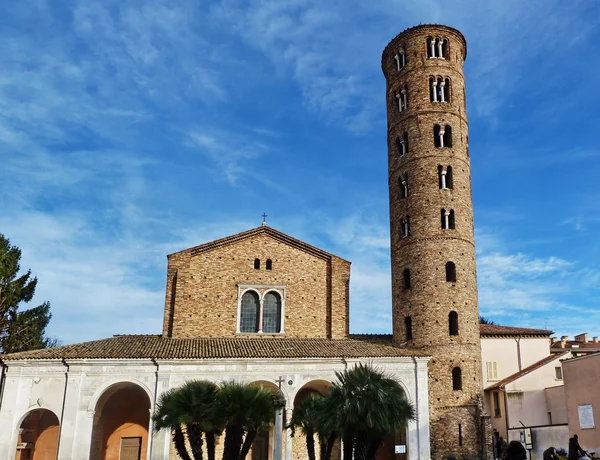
[486,352,569,390]
[479,324,553,337]
[0,335,426,361]
[169,225,349,262]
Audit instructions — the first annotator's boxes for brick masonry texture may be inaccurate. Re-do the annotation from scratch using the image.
[162,227,351,339]
[383,25,488,459]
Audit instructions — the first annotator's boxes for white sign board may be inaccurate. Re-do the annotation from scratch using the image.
[395,445,406,454]
[578,404,595,429]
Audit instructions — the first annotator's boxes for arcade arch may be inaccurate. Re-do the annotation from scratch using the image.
[15,408,60,460]
[89,382,151,460]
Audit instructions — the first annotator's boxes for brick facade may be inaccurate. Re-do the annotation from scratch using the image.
[162,226,351,339]
[382,25,489,459]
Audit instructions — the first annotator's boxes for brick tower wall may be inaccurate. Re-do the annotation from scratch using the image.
[382,25,487,460]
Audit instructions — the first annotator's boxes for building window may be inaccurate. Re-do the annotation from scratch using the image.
[555,366,563,380]
[441,209,455,230]
[446,261,456,282]
[452,367,462,391]
[394,48,406,70]
[254,258,260,269]
[240,291,260,333]
[266,259,272,270]
[403,268,411,290]
[449,311,459,336]
[397,133,408,156]
[434,124,453,148]
[427,37,449,59]
[493,391,501,417]
[238,287,285,334]
[438,165,454,189]
[396,88,408,112]
[434,125,442,147]
[444,125,453,147]
[399,174,408,198]
[405,316,413,341]
[430,77,451,103]
[401,216,410,237]
[458,423,463,446]
[262,291,281,333]
[487,361,499,381]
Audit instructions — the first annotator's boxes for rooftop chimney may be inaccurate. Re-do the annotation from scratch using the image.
[550,337,558,344]
[575,333,588,343]
[594,337,599,343]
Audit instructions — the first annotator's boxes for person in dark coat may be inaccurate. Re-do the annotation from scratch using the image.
[505,440,528,460]
[568,435,586,460]
[543,447,558,460]
[496,436,508,460]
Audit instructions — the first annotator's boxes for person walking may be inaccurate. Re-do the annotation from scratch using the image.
[496,436,508,460]
[569,435,587,460]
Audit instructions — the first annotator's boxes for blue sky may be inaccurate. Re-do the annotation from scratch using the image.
[1,0,599,345]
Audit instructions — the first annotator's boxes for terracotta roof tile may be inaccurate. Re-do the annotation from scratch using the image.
[486,352,569,390]
[1,336,426,361]
[551,341,600,350]
[479,324,553,337]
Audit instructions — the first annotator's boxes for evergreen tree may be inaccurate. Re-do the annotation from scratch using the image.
[0,234,56,354]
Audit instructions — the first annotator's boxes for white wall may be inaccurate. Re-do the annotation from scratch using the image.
[504,355,568,428]
[0,356,432,460]
[481,337,551,389]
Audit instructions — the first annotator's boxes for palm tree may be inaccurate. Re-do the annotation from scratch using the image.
[288,392,321,460]
[330,363,415,460]
[153,388,193,460]
[217,381,278,460]
[152,380,221,460]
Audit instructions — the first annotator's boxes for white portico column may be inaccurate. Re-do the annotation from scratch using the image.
[411,357,431,460]
[57,365,92,460]
[284,407,294,460]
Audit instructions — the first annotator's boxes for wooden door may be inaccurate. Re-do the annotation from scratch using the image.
[120,437,142,460]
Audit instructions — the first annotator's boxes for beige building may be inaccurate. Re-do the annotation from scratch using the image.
[480,325,573,459]
[563,352,600,453]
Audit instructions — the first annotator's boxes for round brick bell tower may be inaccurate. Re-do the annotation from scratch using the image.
[382,25,487,459]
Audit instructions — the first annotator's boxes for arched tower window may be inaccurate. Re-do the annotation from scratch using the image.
[399,174,408,198]
[405,316,413,341]
[438,165,454,189]
[266,259,272,270]
[240,291,260,333]
[446,261,457,282]
[452,367,462,390]
[397,133,408,156]
[427,37,434,58]
[443,78,451,102]
[441,39,449,59]
[262,291,282,333]
[394,48,406,71]
[430,77,437,102]
[403,268,411,290]
[444,125,453,148]
[449,311,459,336]
[434,125,442,147]
[396,88,408,112]
[254,258,260,269]
[446,166,454,188]
[401,216,410,238]
[441,209,456,229]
